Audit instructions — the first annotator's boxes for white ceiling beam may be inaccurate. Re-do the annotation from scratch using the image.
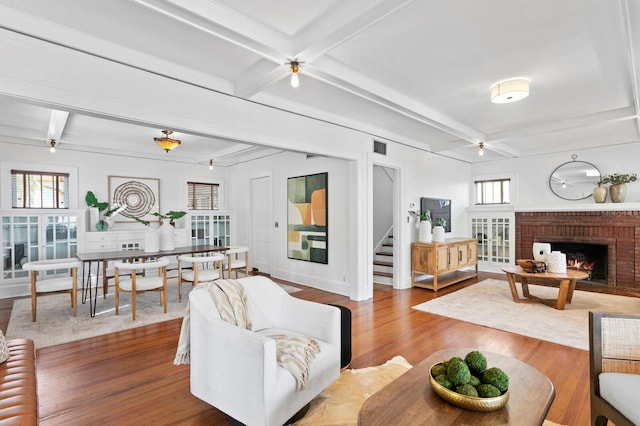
[305,59,485,143]
[620,0,640,136]
[486,106,637,144]
[47,109,69,142]
[134,0,291,60]
[292,0,416,59]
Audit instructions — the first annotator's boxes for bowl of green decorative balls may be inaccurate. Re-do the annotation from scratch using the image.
[429,350,509,412]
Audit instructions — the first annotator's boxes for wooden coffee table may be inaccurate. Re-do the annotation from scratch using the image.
[358,348,555,425]
[502,266,589,310]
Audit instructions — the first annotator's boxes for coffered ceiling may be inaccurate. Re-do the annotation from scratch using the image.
[0,0,638,165]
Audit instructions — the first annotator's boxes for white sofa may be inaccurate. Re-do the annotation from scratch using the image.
[189,276,341,426]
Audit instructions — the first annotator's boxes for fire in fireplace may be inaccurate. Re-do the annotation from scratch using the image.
[549,242,607,282]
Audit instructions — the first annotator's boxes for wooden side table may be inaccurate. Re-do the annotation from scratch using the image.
[502,266,589,310]
[358,347,555,425]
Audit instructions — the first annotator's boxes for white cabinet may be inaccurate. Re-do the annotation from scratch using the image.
[470,211,514,271]
[83,228,190,252]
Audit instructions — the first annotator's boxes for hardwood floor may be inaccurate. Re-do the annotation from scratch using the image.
[15,273,591,425]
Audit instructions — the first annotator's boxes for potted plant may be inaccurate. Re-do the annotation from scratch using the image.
[433,217,447,243]
[152,210,187,226]
[85,191,125,231]
[600,173,637,203]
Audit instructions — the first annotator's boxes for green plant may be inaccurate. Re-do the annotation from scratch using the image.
[131,216,150,227]
[434,217,447,228]
[600,173,638,185]
[85,191,108,212]
[152,211,187,221]
[420,210,431,222]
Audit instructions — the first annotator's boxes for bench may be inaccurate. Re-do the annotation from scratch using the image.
[0,339,38,425]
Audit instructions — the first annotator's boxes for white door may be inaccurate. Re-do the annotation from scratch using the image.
[250,176,272,274]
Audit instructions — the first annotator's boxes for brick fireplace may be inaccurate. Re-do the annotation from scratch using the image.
[515,210,640,290]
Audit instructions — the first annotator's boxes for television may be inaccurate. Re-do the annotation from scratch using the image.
[420,197,451,232]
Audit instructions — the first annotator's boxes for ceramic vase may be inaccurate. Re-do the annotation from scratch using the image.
[609,184,626,203]
[418,221,433,243]
[88,207,99,231]
[533,243,551,261]
[144,228,160,253]
[547,251,567,273]
[104,216,115,230]
[432,225,445,243]
[159,222,175,251]
[95,220,108,232]
[593,186,607,203]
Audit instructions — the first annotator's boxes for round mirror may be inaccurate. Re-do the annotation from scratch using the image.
[549,159,601,200]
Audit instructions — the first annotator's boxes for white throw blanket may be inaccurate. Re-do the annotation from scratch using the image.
[173,279,320,390]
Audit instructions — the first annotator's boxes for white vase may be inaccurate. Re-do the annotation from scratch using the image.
[88,207,99,231]
[418,221,433,243]
[159,222,175,251]
[533,243,551,261]
[144,228,160,253]
[547,251,567,273]
[432,225,445,243]
[104,216,115,230]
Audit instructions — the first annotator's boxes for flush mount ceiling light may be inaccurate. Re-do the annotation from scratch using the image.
[478,142,484,156]
[289,61,300,88]
[49,139,57,153]
[490,78,530,104]
[154,130,181,153]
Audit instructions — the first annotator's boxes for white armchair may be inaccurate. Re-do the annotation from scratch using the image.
[189,276,341,426]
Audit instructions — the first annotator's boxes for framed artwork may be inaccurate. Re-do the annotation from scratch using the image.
[287,172,328,264]
[108,176,160,223]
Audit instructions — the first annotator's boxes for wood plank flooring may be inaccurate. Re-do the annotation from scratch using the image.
[8,273,593,425]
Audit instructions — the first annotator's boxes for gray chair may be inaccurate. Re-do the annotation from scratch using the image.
[589,311,640,426]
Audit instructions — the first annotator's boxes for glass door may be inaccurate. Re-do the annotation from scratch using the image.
[2,215,39,280]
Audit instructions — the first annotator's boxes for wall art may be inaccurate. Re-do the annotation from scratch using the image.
[287,172,328,264]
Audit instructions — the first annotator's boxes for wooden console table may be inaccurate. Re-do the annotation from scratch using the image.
[358,347,555,425]
[411,239,478,291]
[502,266,589,310]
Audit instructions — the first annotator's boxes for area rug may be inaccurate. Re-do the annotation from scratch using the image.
[412,279,640,351]
[6,281,301,348]
[294,355,565,426]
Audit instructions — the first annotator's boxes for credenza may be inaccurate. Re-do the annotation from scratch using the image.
[411,238,478,291]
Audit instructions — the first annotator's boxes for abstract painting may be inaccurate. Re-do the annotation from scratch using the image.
[108,176,160,223]
[287,172,328,264]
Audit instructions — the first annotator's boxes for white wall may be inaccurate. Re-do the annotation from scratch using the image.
[227,151,352,297]
[471,144,640,207]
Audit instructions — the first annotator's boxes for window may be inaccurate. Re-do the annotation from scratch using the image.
[188,182,219,210]
[11,170,69,208]
[475,178,510,205]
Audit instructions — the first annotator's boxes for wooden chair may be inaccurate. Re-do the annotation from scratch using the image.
[589,311,640,426]
[22,258,81,322]
[223,246,249,279]
[176,253,224,301]
[113,257,170,320]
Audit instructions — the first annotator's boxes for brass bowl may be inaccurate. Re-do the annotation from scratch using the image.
[429,368,509,412]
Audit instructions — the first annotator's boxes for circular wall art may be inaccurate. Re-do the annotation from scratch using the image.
[113,180,156,219]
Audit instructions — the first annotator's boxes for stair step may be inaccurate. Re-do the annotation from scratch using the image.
[376,251,393,257]
[373,260,393,267]
[373,271,393,278]
[382,243,393,247]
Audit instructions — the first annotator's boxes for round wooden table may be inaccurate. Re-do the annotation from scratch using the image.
[358,347,555,425]
[502,266,589,310]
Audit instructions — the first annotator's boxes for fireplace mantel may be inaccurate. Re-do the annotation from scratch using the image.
[514,202,640,213]
[515,209,640,290]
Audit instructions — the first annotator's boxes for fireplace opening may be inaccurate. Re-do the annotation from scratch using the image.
[549,242,607,282]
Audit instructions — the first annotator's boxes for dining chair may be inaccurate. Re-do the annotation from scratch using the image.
[176,253,224,301]
[113,257,170,320]
[223,246,249,279]
[22,258,81,322]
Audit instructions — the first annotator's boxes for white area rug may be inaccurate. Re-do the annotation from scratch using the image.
[412,279,640,351]
[6,280,301,348]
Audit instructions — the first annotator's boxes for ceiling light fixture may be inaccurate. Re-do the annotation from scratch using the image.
[154,130,181,153]
[478,142,484,156]
[289,61,300,88]
[491,78,530,104]
[209,159,213,170]
[49,139,56,153]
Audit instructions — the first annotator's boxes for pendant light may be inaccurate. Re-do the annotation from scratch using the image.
[154,130,181,153]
